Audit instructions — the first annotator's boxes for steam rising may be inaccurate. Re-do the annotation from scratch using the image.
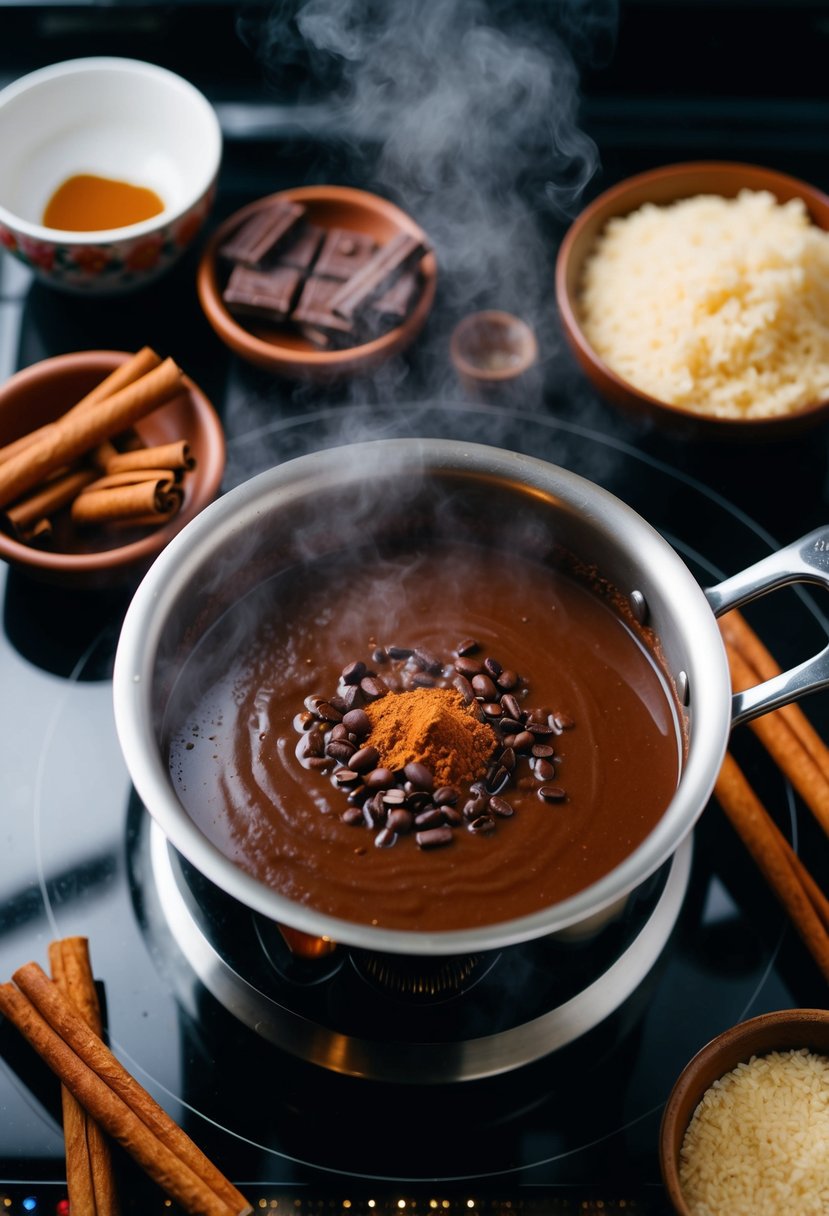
[228,0,615,450]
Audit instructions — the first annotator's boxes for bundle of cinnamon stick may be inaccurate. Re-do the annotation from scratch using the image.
[0,347,198,545]
[0,936,251,1216]
[715,611,829,984]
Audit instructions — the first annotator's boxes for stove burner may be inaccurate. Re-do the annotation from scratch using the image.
[352,950,497,1002]
[137,811,693,1083]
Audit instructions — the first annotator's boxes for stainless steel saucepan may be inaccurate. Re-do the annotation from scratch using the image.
[113,438,829,957]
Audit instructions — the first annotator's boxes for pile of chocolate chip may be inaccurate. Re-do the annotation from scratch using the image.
[219,197,429,350]
[295,642,575,853]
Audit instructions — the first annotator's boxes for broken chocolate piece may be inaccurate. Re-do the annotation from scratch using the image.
[218,200,305,268]
[330,231,428,320]
[277,223,326,272]
[370,269,422,326]
[314,228,378,280]
[223,264,303,322]
[292,276,357,342]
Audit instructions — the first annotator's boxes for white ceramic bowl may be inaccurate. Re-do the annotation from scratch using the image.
[0,57,222,294]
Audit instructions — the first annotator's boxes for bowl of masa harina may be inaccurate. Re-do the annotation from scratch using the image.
[555,161,829,438]
[659,1007,829,1216]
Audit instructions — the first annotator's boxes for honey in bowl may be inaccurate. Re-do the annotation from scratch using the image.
[165,535,682,934]
[43,173,164,232]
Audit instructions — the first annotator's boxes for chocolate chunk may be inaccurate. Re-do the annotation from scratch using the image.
[275,223,326,271]
[223,265,303,323]
[368,270,421,326]
[291,276,356,341]
[330,231,428,320]
[219,200,305,267]
[314,228,378,280]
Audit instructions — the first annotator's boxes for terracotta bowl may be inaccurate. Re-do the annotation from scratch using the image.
[197,184,437,380]
[0,350,225,587]
[555,161,829,439]
[659,1007,829,1214]
[450,310,538,396]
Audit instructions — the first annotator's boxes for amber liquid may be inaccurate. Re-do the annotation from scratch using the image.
[43,173,164,231]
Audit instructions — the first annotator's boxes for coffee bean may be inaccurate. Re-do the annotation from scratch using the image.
[414,648,443,675]
[455,656,483,678]
[490,796,514,818]
[483,656,502,678]
[387,808,414,834]
[297,710,316,730]
[463,796,489,820]
[526,721,553,737]
[468,815,495,834]
[414,808,444,829]
[486,766,509,794]
[453,674,475,703]
[329,723,349,741]
[387,645,413,659]
[341,660,366,685]
[501,693,522,721]
[302,729,325,758]
[340,684,363,712]
[553,712,575,730]
[512,730,535,752]
[382,788,407,806]
[456,638,480,656]
[404,761,434,791]
[365,767,395,789]
[469,780,489,798]
[342,807,365,826]
[360,676,388,701]
[499,746,516,772]
[471,673,498,701]
[374,827,396,848]
[342,708,371,738]
[333,766,361,786]
[434,785,461,806]
[416,827,453,849]
[304,694,326,714]
[349,745,380,773]
[482,701,502,718]
[538,785,567,802]
[405,790,433,812]
[328,694,349,714]
[326,740,356,763]
[443,806,463,826]
[412,673,436,688]
[534,759,556,782]
[498,717,523,734]
[306,757,332,771]
[315,701,343,723]
[346,785,370,805]
[496,669,519,691]
[531,743,555,759]
[372,647,388,664]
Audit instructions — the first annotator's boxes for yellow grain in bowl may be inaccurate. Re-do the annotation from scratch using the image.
[577,190,829,420]
[678,1047,829,1215]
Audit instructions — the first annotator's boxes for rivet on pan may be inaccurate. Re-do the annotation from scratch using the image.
[677,671,690,706]
[629,590,648,624]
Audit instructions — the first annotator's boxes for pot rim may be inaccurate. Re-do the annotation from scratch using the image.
[113,437,731,955]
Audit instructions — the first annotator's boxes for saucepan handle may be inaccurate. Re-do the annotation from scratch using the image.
[704,525,829,728]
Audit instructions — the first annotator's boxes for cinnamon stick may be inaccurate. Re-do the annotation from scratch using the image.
[49,938,119,1216]
[0,359,183,510]
[721,609,829,786]
[1,965,251,1216]
[105,441,195,477]
[714,752,829,982]
[71,477,182,526]
[3,468,98,535]
[723,633,829,838]
[0,347,162,467]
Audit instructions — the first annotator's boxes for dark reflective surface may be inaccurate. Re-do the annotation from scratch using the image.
[1,3,829,1212]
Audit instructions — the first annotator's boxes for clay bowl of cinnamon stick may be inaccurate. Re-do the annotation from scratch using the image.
[0,348,225,587]
[197,184,437,380]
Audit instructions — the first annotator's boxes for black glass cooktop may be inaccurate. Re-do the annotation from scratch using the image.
[1,3,829,1214]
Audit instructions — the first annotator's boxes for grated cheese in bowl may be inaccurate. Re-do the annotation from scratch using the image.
[678,1047,829,1215]
[577,189,829,420]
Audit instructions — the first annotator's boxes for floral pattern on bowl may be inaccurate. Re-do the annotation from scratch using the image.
[0,186,216,294]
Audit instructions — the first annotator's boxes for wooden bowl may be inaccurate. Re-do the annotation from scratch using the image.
[0,350,225,586]
[197,184,437,381]
[555,161,829,439]
[659,1007,829,1214]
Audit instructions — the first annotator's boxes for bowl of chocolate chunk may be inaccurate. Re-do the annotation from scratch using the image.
[113,438,829,959]
[196,185,437,379]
